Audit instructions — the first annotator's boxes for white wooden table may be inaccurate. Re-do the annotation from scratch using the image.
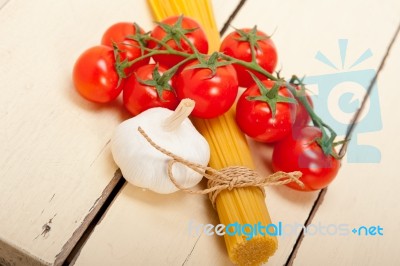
[1,0,399,265]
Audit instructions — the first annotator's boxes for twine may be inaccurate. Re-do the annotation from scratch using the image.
[138,127,303,208]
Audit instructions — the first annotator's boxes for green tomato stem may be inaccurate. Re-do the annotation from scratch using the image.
[113,28,340,157]
[218,53,277,81]
[158,55,196,84]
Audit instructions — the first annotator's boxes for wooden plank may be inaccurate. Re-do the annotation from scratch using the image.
[71,2,312,266]
[0,0,154,265]
[74,0,400,265]
[292,26,400,265]
[226,1,400,265]
[72,1,320,265]
[179,139,319,265]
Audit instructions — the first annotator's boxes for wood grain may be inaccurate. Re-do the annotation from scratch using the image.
[230,1,400,264]
[73,1,320,265]
[293,24,400,266]
[2,0,399,265]
[74,0,400,265]
[0,0,153,264]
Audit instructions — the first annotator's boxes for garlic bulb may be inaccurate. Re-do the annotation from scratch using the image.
[111,99,210,194]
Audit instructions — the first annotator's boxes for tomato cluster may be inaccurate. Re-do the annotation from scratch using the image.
[219,28,340,191]
[73,16,238,119]
[72,16,341,191]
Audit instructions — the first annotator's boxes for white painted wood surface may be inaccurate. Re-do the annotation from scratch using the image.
[2,0,399,265]
[73,1,320,265]
[230,0,400,265]
[74,0,400,266]
[0,0,153,264]
[293,28,400,266]
[74,142,319,266]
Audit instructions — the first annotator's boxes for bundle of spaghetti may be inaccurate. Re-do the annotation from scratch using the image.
[147,0,278,265]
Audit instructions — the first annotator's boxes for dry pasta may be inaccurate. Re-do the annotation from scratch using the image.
[147,1,278,265]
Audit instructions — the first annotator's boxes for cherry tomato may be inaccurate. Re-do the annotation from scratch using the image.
[236,80,296,143]
[73,45,123,103]
[123,64,179,116]
[272,126,340,191]
[220,28,277,88]
[148,16,208,68]
[101,22,149,75]
[173,60,238,119]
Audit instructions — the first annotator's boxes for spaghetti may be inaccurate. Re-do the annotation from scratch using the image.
[147,1,278,265]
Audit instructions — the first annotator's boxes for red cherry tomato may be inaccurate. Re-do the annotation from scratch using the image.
[73,45,123,103]
[272,126,340,191]
[123,64,179,116]
[236,80,296,143]
[220,28,277,88]
[174,60,238,119]
[101,22,149,75]
[148,16,208,68]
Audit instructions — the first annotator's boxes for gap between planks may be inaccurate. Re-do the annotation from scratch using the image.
[0,0,11,11]
[284,21,400,266]
[57,0,333,264]
[62,1,249,265]
[219,0,247,36]
[55,170,125,266]
[285,188,328,266]
[0,164,123,266]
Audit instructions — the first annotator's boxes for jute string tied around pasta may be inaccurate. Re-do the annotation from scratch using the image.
[138,127,304,208]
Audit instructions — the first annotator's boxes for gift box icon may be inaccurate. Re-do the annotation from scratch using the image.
[303,39,381,163]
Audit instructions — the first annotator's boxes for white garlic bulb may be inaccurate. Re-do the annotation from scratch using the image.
[111,99,210,194]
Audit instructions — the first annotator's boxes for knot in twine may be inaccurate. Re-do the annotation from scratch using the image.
[138,127,303,209]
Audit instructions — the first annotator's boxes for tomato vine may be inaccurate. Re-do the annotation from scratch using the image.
[113,16,344,158]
